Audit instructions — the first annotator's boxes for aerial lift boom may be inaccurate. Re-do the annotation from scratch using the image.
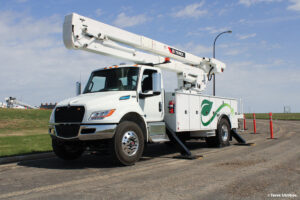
[63,13,226,92]
[5,97,38,109]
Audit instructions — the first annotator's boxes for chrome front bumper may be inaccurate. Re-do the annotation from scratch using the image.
[48,123,117,140]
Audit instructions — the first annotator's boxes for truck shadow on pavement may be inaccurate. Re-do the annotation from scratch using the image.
[17,141,209,170]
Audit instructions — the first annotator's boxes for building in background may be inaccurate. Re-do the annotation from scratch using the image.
[40,103,57,109]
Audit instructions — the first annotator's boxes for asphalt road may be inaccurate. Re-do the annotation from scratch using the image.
[0,120,299,200]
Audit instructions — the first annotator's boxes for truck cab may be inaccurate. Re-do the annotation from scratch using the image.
[49,65,165,165]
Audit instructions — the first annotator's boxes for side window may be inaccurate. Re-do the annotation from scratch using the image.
[142,69,156,93]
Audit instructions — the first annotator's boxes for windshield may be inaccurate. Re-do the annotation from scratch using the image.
[83,67,139,93]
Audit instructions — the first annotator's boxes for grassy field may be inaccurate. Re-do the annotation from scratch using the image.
[0,135,51,157]
[245,113,300,120]
[0,108,51,136]
[0,108,52,157]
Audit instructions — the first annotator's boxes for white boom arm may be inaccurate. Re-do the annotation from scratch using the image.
[63,13,226,92]
[5,97,38,109]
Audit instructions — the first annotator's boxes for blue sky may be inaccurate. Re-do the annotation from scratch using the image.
[0,0,299,112]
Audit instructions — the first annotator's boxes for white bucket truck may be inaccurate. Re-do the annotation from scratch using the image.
[48,13,245,165]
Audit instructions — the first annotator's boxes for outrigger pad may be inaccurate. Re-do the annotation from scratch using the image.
[234,143,255,146]
[173,154,203,160]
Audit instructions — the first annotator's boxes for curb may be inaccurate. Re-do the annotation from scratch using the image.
[0,152,55,165]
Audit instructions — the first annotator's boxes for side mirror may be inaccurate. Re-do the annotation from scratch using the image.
[76,81,81,96]
[152,72,161,95]
[139,90,153,98]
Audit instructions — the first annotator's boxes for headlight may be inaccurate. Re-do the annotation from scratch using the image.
[89,109,115,120]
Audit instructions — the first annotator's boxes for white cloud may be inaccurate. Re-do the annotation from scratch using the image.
[177,42,211,56]
[287,0,300,11]
[0,11,120,106]
[95,9,103,17]
[252,59,283,68]
[239,0,282,7]
[260,40,281,50]
[187,26,231,36]
[204,26,232,34]
[237,33,257,40]
[215,60,300,112]
[238,0,300,12]
[0,11,60,41]
[224,49,242,56]
[218,8,228,16]
[172,2,208,18]
[113,13,148,28]
[237,15,300,25]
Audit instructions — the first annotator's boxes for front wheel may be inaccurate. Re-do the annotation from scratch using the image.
[111,121,144,166]
[206,118,231,147]
[52,139,84,160]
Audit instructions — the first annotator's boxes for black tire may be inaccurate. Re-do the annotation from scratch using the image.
[52,139,84,160]
[205,118,231,147]
[111,121,144,166]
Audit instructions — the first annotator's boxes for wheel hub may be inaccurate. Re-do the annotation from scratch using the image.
[122,131,139,156]
[221,124,229,142]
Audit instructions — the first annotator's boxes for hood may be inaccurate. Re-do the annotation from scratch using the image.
[57,91,136,110]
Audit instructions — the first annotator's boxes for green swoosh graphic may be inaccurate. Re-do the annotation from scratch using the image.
[201,103,234,126]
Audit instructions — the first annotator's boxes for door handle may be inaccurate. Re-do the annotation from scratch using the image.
[159,102,162,112]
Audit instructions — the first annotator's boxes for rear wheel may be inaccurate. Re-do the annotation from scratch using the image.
[206,118,230,147]
[111,121,144,166]
[52,139,84,160]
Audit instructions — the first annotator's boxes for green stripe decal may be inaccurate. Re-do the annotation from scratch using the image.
[201,101,234,126]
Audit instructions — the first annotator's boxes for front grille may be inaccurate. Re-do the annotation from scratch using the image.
[55,124,80,138]
[55,106,85,123]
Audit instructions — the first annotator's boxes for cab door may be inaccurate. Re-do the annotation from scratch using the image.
[138,68,164,122]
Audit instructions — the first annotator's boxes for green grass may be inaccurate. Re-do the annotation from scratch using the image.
[245,113,300,120]
[0,108,51,136]
[0,134,52,157]
[0,108,52,157]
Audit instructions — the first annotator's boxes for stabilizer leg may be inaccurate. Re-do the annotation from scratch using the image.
[166,126,199,159]
[231,129,255,146]
[231,129,246,144]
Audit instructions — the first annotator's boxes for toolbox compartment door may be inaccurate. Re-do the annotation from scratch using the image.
[189,95,200,130]
[175,93,189,131]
